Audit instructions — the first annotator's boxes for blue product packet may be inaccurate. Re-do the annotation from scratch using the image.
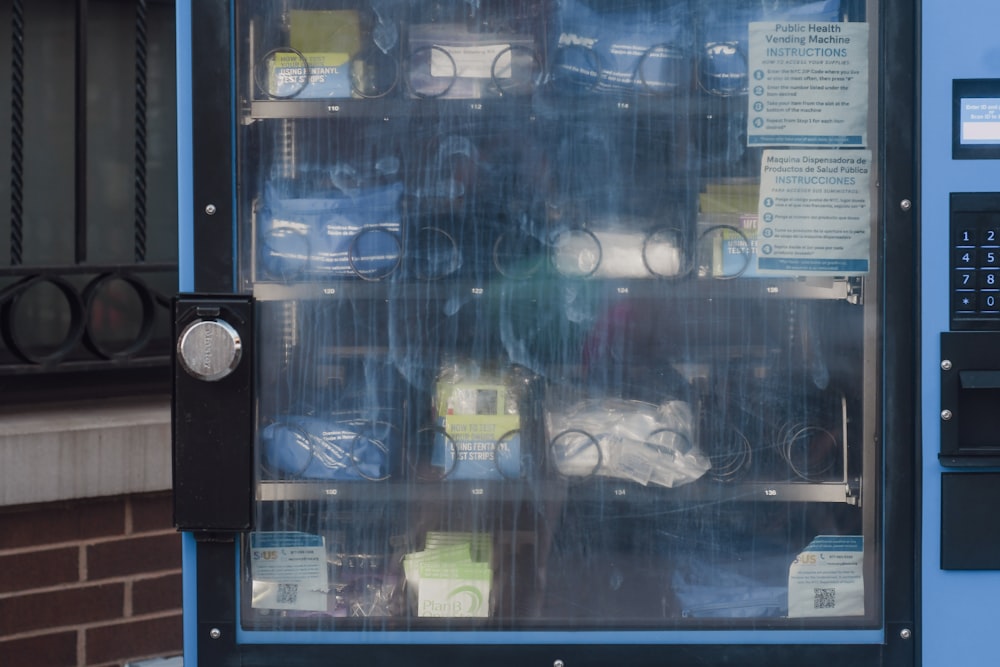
[261,416,395,481]
[259,181,403,280]
[672,552,792,618]
[550,0,694,95]
[698,0,842,96]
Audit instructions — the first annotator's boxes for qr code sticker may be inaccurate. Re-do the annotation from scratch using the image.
[814,587,836,609]
[277,583,299,604]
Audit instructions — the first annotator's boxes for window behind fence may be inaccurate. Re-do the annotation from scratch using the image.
[1,0,177,402]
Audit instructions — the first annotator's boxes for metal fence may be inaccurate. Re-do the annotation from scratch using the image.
[2,0,178,401]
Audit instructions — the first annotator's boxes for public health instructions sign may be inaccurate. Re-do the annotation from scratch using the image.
[757,149,871,275]
[747,21,869,146]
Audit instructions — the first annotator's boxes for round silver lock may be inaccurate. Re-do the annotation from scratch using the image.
[177,319,243,382]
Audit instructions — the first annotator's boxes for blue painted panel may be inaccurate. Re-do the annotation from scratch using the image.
[921,1,1000,665]
[177,0,194,293]
[182,532,199,667]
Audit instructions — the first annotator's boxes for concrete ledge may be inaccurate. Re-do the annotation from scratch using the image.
[0,397,172,507]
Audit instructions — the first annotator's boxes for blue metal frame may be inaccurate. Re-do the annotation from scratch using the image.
[177,0,194,294]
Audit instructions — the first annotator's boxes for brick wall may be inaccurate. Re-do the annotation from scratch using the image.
[0,492,182,667]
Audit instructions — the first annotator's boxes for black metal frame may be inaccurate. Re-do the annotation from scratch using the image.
[181,0,919,663]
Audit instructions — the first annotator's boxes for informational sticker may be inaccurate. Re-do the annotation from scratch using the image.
[757,149,871,275]
[431,44,512,79]
[433,378,521,480]
[747,22,869,146]
[788,535,864,617]
[250,532,328,612]
[268,52,352,99]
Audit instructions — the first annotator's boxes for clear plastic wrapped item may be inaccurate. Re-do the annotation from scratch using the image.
[406,24,540,99]
[546,396,710,487]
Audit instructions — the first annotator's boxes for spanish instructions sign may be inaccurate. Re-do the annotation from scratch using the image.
[747,22,869,146]
[757,149,871,275]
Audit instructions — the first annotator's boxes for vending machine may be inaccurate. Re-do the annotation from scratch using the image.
[921,1,1000,665]
[173,0,917,665]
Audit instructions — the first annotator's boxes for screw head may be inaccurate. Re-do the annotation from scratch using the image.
[209,628,222,640]
[900,199,912,212]
[900,628,912,640]
[941,409,953,421]
[941,359,953,371]
[554,661,565,667]
[205,204,217,216]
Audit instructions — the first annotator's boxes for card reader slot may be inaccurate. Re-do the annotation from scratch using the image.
[959,370,1000,388]
[941,331,1000,465]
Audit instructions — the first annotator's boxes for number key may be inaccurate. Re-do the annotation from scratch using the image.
[981,292,1000,313]
[955,248,977,267]
[957,228,977,245]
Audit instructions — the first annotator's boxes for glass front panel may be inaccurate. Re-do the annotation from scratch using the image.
[235,0,880,635]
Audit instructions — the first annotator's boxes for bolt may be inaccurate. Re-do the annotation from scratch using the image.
[900,628,912,640]
[941,409,953,421]
[554,661,565,667]
[941,359,952,371]
[900,199,912,212]
[209,628,222,640]
[205,204,217,216]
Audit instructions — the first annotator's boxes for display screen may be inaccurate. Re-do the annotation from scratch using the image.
[959,98,1000,143]
[954,80,1000,158]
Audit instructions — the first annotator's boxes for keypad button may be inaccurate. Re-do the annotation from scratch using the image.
[955,247,977,267]
[954,291,977,313]
[956,228,977,245]
[981,291,1000,313]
